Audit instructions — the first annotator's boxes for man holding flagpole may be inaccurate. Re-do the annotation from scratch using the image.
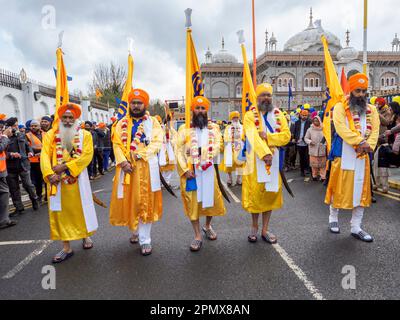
[40,46,98,263]
[237,30,291,244]
[178,8,226,252]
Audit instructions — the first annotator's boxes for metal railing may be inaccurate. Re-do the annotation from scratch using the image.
[0,69,22,90]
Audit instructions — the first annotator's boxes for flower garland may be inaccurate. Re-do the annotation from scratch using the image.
[190,120,215,171]
[54,128,81,184]
[120,114,149,153]
[351,107,372,140]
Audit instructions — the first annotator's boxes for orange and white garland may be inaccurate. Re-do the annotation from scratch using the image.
[351,107,372,140]
[54,129,81,184]
[190,120,215,171]
[121,114,149,153]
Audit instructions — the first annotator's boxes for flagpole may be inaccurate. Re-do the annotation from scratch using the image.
[362,0,368,75]
[251,0,257,86]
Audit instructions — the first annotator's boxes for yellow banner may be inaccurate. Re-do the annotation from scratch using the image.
[53,48,69,130]
[185,29,204,128]
[321,35,344,152]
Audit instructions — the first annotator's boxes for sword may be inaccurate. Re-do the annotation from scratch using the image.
[92,193,107,208]
[279,169,295,198]
[214,164,231,203]
[160,171,178,198]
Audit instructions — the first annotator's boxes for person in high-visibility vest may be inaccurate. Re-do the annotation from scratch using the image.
[26,120,45,203]
[0,125,18,229]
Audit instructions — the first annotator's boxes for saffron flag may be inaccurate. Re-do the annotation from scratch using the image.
[239,42,261,130]
[321,35,344,152]
[340,67,350,95]
[185,28,204,128]
[117,54,134,120]
[95,88,103,100]
[54,48,70,131]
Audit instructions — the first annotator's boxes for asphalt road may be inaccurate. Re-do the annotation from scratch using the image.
[0,168,399,300]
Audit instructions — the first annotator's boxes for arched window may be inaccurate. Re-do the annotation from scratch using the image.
[391,78,395,86]
[211,82,229,98]
[315,78,319,87]
[278,79,282,87]
[310,79,314,87]
[283,79,288,87]
[382,78,385,86]
[236,83,242,98]
[305,79,309,88]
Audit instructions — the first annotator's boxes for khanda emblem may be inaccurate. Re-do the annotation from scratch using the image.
[117,100,128,120]
[245,93,253,112]
[192,71,204,97]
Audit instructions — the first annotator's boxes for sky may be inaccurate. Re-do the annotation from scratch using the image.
[0,0,397,100]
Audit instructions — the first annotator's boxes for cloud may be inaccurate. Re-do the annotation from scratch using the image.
[0,0,398,100]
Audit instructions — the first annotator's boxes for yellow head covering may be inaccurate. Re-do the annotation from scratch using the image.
[256,83,273,96]
[303,103,311,110]
[392,96,400,104]
[229,111,240,121]
[370,96,377,105]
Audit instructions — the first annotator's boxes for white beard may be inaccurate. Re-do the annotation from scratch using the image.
[59,121,78,152]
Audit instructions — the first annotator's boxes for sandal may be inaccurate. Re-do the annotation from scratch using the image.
[130,234,139,244]
[190,239,202,252]
[52,250,74,264]
[248,228,258,243]
[202,226,217,240]
[140,244,152,256]
[0,220,18,229]
[82,237,94,250]
[261,232,278,244]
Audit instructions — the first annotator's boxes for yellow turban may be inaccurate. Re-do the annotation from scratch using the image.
[393,96,400,104]
[370,96,377,105]
[256,83,273,96]
[229,111,240,121]
[303,103,310,110]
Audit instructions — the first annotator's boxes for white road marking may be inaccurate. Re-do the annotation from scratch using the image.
[287,179,294,183]
[93,189,105,194]
[221,182,241,203]
[2,240,53,280]
[272,243,325,300]
[0,240,50,246]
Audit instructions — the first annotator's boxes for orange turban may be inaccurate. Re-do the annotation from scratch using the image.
[128,88,150,107]
[0,114,6,120]
[300,110,309,116]
[58,103,82,119]
[191,96,210,111]
[256,83,273,96]
[98,122,106,129]
[348,73,369,92]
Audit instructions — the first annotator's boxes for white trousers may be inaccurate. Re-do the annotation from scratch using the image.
[133,221,152,245]
[329,205,364,233]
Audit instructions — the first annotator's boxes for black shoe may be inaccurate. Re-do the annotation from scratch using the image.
[312,177,318,181]
[351,230,373,242]
[372,196,377,203]
[10,208,24,217]
[32,199,39,211]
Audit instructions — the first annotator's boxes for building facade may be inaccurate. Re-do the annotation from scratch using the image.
[0,68,114,124]
[201,9,400,121]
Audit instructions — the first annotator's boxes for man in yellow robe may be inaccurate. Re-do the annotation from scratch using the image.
[109,89,163,256]
[325,73,379,242]
[242,83,291,244]
[176,96,226,252]
[219,111,244,186]
[41,103,98,263]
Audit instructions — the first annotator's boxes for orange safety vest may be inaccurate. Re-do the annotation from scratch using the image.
[26,132,42,163]
[0,151,6,172]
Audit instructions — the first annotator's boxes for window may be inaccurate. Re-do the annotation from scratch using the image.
[278,79,282,87]
[391,78,395,86]
[305,79,309,88]
[284,79,287,87]
[315,78,319,87]
[382,78,385,86]
[310,79,314,87]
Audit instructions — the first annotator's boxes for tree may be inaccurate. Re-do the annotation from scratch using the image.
[88,62,126,107]
[148,99,166,119]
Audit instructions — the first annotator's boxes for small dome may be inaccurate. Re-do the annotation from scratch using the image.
[212,37,238,64]
[337,46,359,61]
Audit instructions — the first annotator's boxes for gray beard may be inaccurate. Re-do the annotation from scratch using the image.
[259,102,273,113]
[59,121,77,152]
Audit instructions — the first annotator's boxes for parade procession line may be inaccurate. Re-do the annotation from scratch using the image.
[1,240,53,280]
